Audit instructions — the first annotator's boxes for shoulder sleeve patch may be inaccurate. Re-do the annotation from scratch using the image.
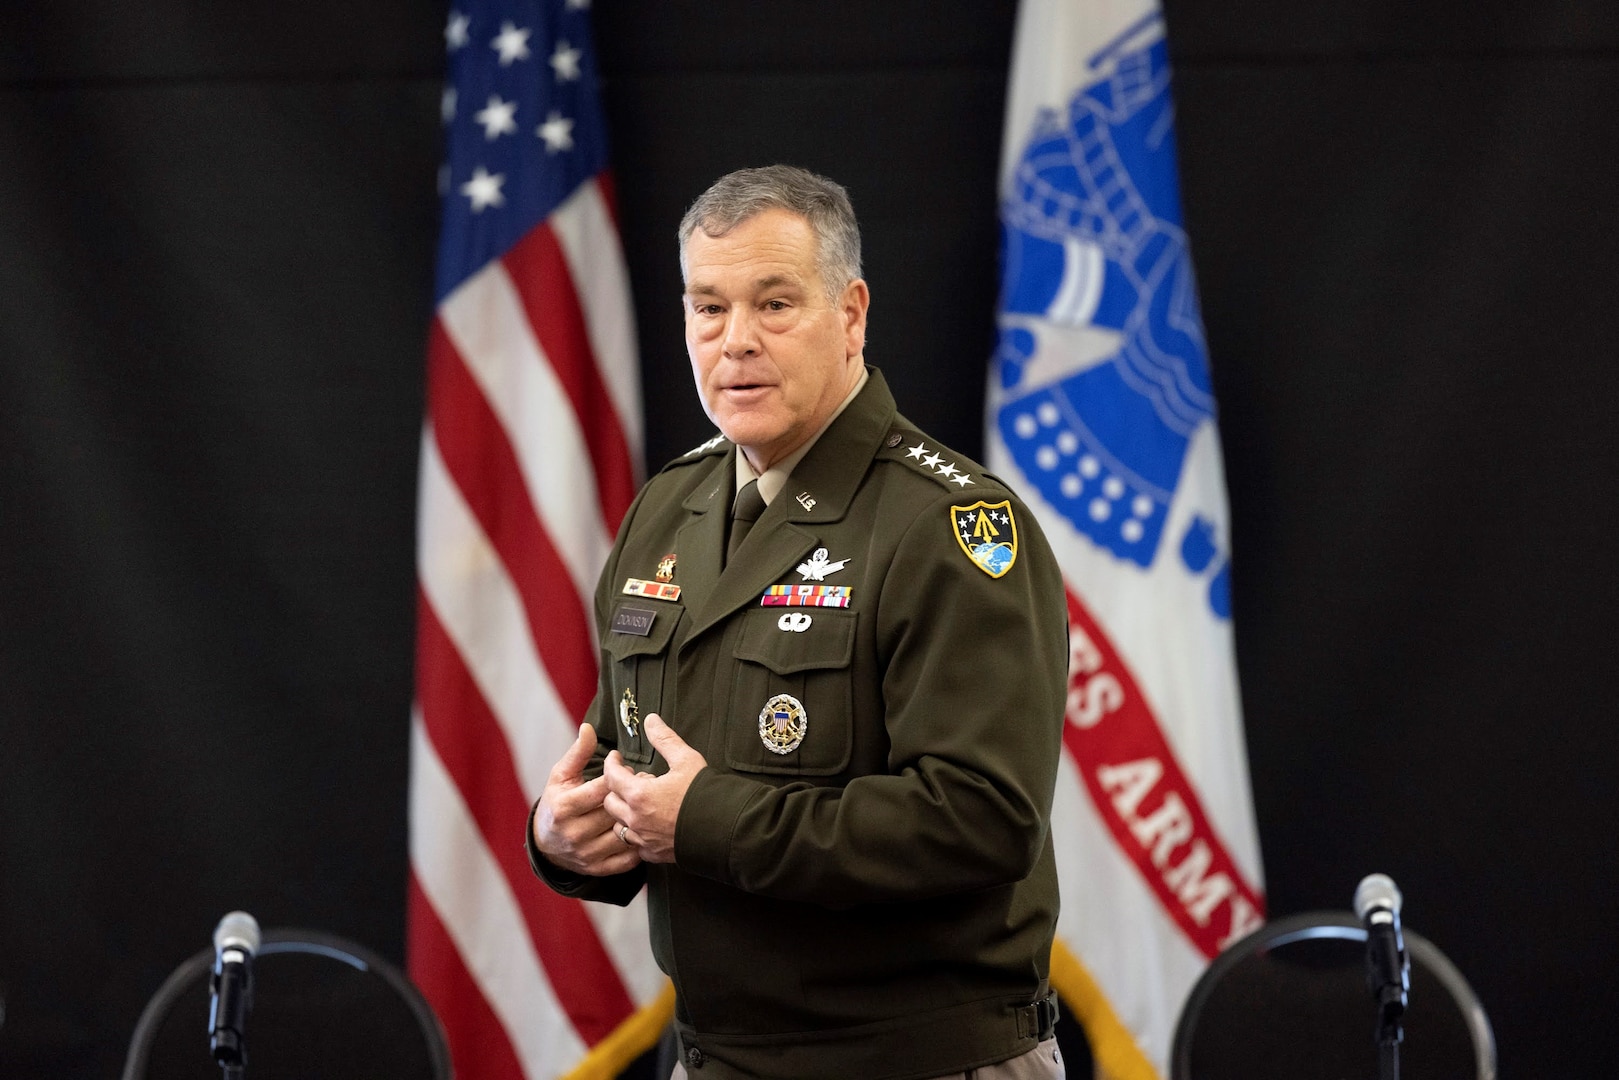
[951,500,1019,578]
[887,434,979,490]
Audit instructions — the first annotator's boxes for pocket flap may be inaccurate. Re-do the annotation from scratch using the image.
[604,602,681,659]
[734,608,856,674]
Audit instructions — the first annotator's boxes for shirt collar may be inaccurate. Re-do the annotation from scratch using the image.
[735,366,870,506]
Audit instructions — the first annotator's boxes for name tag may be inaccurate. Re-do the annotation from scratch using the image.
[611,606,656,637]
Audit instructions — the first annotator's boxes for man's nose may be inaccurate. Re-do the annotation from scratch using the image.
[722,309,759,358]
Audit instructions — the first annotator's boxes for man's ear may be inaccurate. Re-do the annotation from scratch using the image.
[841,279,870,355]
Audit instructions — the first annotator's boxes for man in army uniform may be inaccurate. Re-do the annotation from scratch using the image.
[528,165,1069,1080]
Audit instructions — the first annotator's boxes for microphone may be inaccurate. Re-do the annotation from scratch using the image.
[1353,873,1409,1040]
[209,911,260,1067]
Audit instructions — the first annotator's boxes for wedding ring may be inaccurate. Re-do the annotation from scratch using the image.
[616,824,629,845]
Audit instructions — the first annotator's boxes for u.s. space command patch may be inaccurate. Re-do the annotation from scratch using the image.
[952,500,1018,578]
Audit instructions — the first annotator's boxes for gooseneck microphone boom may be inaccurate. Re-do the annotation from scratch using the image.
[209,911,260,1072]
[1354,873,1409,1027]
[1354,873,1410,1080]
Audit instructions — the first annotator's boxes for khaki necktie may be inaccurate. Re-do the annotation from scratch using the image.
[726,479,767,566]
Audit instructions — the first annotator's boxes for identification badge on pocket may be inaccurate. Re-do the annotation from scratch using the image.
[611,606,656,637]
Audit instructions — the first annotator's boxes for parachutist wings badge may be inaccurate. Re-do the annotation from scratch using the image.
[952,500,1019,578]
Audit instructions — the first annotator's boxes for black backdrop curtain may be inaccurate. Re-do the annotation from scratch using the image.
[2,1,1617,1076]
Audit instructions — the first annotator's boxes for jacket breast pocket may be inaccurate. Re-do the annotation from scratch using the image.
[603,601,682,765]
[726,608,856,777]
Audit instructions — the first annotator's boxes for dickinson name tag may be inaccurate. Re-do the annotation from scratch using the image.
[611,606,656,637]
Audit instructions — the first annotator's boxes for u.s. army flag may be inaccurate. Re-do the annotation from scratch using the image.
[987,1,1267,1075]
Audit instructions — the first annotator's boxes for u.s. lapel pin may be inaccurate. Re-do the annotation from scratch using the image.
[796,491,816,511]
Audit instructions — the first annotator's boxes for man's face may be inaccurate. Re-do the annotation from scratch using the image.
[682,208,869,472]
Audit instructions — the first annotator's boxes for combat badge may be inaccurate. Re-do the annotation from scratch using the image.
[796,547,849,581]
[758,694,807,755]
[952,500,1019,578]
[619,688,640,738]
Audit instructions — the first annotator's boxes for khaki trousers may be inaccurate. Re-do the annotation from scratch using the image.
[669,1038,1064,1080]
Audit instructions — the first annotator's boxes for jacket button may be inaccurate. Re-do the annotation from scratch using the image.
[685,1046,704,1069]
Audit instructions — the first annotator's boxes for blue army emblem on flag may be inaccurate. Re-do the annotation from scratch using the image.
[952,500,1019,578]
[992,24,1233,620]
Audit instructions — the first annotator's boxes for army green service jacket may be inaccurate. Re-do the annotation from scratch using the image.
[530,369,1068,1080]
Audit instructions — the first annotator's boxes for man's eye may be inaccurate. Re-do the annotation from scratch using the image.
[765,300,788,311]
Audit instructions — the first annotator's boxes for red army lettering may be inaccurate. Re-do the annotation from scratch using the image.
[1162,840,1265,948]
[1097,758,1262,946]
[1068,672,1124,729]
[1219,893,1264,949]
[1062,587,1266,960]
[1068,622,1104,677]
[1066,622,1123,728]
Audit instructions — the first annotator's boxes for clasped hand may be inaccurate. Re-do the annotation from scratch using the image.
[530,714,706,875]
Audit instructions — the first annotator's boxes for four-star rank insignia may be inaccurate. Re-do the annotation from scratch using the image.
[759,693,807,755]
[619,688,640,738]
[952,500,1019,578]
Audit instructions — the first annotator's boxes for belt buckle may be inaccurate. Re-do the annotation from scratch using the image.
[1019,993,1059,1041]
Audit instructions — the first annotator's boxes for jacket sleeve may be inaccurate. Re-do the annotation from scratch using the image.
[674,487,1069,907]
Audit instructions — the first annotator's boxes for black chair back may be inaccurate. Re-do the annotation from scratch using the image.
[1171,911,1495,1080]
[122,928,451,1080]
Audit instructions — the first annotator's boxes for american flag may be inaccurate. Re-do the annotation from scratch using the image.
[406,2,668,1078]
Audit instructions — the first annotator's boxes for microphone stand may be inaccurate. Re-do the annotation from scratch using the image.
[1356,874,1409,1080]
[1376,1009,1402,1080]
[1366,908,1407,1080]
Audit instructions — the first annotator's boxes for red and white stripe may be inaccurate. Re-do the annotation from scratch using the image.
[408,175,664,1080]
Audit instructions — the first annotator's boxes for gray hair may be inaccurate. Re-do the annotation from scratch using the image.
[677,165,863,298]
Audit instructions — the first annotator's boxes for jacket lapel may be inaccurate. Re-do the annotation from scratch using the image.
[687,513,818,643]
[674,453,730,643]
[679,369,899,646]
[776,369,895,532]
